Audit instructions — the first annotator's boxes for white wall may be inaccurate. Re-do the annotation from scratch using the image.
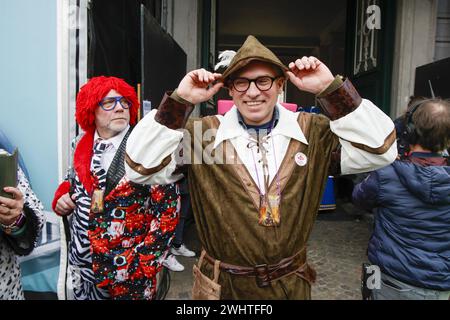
[390,0,438,118]
[165,0,202,116]
[172,0,201,73]
[57,0,88,183]
[435,0,450,60]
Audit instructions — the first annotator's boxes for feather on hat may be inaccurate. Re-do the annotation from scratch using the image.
[215,50,237,71]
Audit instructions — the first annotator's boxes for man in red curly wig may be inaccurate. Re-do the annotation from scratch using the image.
[52,76,180,300]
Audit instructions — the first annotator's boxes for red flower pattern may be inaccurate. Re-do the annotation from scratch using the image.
[88,182,180,300]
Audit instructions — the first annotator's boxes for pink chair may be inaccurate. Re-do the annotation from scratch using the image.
[217,100,298,115]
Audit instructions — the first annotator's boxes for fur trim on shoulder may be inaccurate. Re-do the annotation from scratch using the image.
[52,181,71,214]
[73,131,95,194]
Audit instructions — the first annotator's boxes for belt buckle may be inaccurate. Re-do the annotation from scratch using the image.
[254,264,270,288]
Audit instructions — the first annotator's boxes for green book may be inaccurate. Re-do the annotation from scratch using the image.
[0,148,18,199]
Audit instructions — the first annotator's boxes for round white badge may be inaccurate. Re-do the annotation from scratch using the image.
[295,152,308,167]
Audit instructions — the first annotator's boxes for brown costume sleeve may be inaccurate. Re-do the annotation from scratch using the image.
[349,131,397,155]
[154,90,195,130]
[125,153,173,176]
[317,76,361,121]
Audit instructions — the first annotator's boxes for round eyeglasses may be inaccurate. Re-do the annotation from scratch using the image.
[98,96,131,111]
[231,76,279,92]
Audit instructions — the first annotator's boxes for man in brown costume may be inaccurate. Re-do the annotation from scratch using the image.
[125,35,397,299]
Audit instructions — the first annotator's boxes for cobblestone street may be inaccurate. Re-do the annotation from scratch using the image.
[308,213,371,299]
[164,202,373,300]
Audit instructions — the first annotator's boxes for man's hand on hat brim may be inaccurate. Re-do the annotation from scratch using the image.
[177,69,224,105]
[287,56,334,95]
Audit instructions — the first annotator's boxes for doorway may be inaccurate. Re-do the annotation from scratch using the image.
[215,0,348,108]
[212,0,396,115]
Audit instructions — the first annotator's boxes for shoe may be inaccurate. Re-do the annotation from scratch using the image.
[171,244,196,257]
[162,254,185,272]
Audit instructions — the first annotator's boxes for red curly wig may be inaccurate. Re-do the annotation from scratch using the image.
[75,76,139,133]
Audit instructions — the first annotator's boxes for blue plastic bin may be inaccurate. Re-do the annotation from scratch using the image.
[319,176,336,211]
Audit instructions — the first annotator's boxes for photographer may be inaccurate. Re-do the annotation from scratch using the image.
[353,99,450,300]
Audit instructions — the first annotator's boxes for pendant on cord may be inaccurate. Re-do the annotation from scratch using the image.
[91,188,105,214]
[258,194,281,227]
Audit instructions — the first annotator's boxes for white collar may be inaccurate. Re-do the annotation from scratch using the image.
[213,105,308,149]
[271,104,309,145]
[213,107,246,149]
[94,125,130,150]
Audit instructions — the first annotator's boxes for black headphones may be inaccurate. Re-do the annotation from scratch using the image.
[404,98,434,145]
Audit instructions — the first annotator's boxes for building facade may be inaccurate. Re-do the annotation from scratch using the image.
[0,0,449,297]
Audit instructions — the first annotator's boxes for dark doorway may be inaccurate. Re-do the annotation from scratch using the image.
[87,0,162,88]
[87,0,186,117]
[214,0,396,115]
[215,0,348,109]
[141,6,187,110]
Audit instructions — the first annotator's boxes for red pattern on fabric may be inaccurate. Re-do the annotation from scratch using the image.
[160,207,178,234]
[110,284,129,297]
[151,189,165,202]
[91,237,110,254]
[88,183,180,300]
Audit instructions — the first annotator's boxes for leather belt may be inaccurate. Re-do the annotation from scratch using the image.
[202,248,316,288]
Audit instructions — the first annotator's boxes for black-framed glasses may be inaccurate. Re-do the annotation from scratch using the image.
[98,96,131,111]
[231,76,279,92]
